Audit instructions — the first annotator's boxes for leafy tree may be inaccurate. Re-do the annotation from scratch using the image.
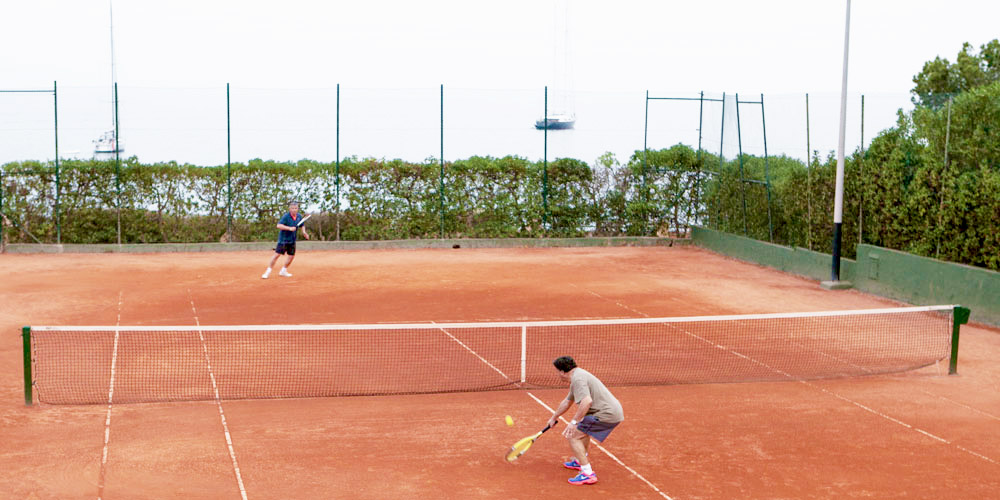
[912,39,1000,108]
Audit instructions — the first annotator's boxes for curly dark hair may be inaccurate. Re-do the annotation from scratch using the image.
[552,356,577,373]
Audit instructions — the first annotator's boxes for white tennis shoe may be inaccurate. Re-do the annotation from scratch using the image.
[261,269,271,279]
[279,269,293,277]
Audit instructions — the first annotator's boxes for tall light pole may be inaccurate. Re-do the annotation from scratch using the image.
[824,0,853,290]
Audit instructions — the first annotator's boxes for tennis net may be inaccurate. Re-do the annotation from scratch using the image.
[22,305,967,405]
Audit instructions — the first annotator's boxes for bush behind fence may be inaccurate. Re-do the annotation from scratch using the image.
[3,128,998,271]
[1,152,701,245]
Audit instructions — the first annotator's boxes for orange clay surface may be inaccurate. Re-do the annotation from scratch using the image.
[1,246,998,499]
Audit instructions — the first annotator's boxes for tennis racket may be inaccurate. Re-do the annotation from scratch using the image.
[296,214,312,227]
[504,424,552,463]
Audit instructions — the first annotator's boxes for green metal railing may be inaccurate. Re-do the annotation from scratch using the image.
[735,93,774,242]
[644,91,727,233]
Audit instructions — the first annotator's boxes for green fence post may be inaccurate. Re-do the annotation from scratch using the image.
[642,90,649,235]
[761,93,773,243]
[22,326,32,405]
[735,93,748,236]
[335,83,340,241]
[440,84,444,239]
[543,86,549,232]
[716,92,726,230]
[226,83,232,242]
[806,93,812,250]
[694,91,704,230]
[858,94,864,246]
[54,80,61,245]
[114,82,122,246]
[949,306,970,375]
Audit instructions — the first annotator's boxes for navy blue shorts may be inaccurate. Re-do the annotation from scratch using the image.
[576,415,621,442]
[275,242,296,255]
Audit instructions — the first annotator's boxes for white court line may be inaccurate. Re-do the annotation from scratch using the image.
[664,320,1000,467]
[34,304,956,331]
[919,390,1000,422]
[574,285,649,318]
[581,286,999,467]
[771,316,998,424]
[96,291,123,500]
[432,313,674,499]
[432,322,517,385]
[188,291,249,500]
[526,392,674,500]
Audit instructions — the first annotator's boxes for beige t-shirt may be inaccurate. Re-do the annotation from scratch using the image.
[567,368,624,423]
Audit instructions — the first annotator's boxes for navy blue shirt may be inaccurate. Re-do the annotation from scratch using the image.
[277,212,300,244]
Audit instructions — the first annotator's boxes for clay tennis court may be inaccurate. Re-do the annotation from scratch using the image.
[1,245,998,499]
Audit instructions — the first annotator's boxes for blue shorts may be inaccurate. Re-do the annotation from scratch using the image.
[577,415,621,442]
[275,242,296,255]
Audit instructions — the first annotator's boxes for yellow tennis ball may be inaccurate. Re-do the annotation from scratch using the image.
[505,415,514,427]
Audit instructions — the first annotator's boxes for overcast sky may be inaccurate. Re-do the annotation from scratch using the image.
[2,1,999,165]
[4,0,998,93]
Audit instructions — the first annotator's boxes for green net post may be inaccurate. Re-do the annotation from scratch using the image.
[22,326,32,405]
[949,306,970,375]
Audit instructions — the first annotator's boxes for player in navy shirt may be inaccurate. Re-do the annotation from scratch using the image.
[262,201,310,279]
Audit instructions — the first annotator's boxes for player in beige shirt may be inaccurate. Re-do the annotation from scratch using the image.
[546,356,624,486]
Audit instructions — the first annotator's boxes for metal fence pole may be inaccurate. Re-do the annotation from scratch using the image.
[717,92,726,230]
[114,82,121,246]
[761,93,773,243]
[936,96,953,259]
[693,91,704,230]
[735,93,748,236]
[642,90,649,234]
[336,83,340,241]
[858,94,864,246]
[53,81,60,245]
[226,83,232,242]
[806,93,812,250]
[440,84,444,239]
[543,86,549,231]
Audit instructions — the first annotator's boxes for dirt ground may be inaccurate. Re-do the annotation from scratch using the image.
[1,246,997,499]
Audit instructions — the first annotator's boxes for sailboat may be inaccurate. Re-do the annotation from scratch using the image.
[535,0,575,130]
[93,130,123,158]
[94,0,124,159]
[535,114,576,130]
